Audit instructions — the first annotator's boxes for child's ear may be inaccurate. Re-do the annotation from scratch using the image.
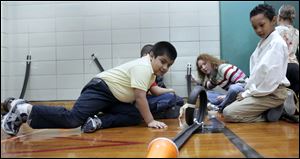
[271,16,277,26]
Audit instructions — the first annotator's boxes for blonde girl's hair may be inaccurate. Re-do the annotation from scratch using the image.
[196,53,225,82]
[278,4,296,23]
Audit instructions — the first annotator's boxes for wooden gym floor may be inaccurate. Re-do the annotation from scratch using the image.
[1,101,299,158]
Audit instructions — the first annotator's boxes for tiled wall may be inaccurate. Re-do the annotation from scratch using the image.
[1,1,220,101]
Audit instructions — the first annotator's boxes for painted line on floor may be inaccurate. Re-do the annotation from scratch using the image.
[212,118,264,158]
[1,129,46,143]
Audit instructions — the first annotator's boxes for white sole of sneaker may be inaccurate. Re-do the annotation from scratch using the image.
[1,99,25,136]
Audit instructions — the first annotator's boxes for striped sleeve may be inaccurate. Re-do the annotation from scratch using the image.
[218,64,246,89]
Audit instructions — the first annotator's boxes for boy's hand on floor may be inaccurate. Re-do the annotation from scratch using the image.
[148,120,168,129]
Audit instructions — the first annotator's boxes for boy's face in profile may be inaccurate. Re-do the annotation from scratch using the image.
[250,13,276,39]
[150,54,174,76]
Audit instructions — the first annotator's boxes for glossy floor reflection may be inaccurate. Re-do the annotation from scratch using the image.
[1,114,299,158]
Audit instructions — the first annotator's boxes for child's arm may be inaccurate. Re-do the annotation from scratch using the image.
[134,88,167,129]
[149,85,175,96]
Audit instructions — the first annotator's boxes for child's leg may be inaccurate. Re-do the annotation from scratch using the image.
[98,102,142,128]
[223,86,287,122]
[218,83,245,111]
[147,93,176,112]
[207,90,224,105]
[29,78,116,129]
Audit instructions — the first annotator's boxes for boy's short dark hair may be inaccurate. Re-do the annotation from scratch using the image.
[250,4,276,21]
[140,44,154,57]
[151,41,177,61]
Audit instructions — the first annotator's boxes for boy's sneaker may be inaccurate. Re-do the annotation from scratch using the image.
[81,115,102,133]
[283,90,296,115]
[207,103,219,111]
[1,99,28,136]
[265,104,284,122]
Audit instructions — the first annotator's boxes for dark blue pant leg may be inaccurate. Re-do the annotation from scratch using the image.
[147,93,176,113]
[29,78,115,129]
[99,102,142,129]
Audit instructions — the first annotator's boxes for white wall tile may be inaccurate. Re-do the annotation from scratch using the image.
[170,12,200,27]
[1,2,8,18]
[112,29,140,44]
[1,62,9,76]
[112,43,140,58]
[140,13,169,28]
[7,76,23,90]
[8,4,55,19]
[140,28,169,43]
[9,47,29,61]
[171,56,198,71]
[169,1,200,13]
[111,2,139,15]
[56,31,83,46]
[1,47,9,61]
[170,27,199,42]
[171,85,188,98]
[171,71,186,86]
[200,26,220,41]
[57,60,84,75]
[55,3,82,17]
[56,89,81,100]
[26,89,57,101]
[1,18,7,33]
[84,74,96,84]
[84,59,112,74]
[199,2,219,26]
[29,61,56,75]
[27,75,56,89]
[30,32,55,47]
[1,76,8,90]
[84,16,111,30]
[84,44,112,59]
[57,74,84,89]
[5,90,23,100]
[139,2,168,13]
[30,47,56,61]
[8,33,28,48]
[57,46,83,60]
[172,42,200,57]
[112,14,139,29]
[8,61,28,76]
[1,33,8,47]
[7,19,29,33]
[29,18,55,33]
[56,17,83,32]
[200,41,220,56]
[82,2,111,16]
[84,30,111,45]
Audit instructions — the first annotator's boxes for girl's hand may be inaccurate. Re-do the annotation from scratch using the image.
[217,95,225,101]
[236,92,244,101]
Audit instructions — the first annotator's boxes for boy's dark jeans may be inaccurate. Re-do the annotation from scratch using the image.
[29,78,141,129]
[148,93,184,119]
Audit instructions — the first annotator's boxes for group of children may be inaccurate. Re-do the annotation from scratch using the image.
[1,3,299,136]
